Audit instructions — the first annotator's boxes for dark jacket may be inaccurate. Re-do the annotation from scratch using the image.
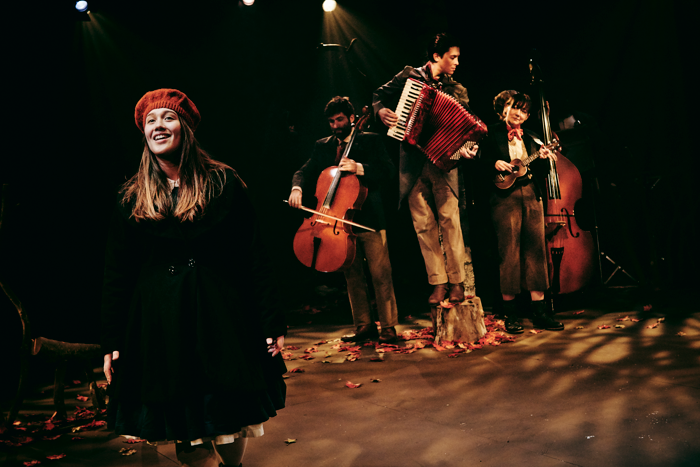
[101,170,287,404]
[480,122,551,201]
[291,132,395,231]
[372,64,471,205]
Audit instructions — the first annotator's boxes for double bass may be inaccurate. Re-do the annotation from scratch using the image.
[530,58,596,296]
[291,109,373,273]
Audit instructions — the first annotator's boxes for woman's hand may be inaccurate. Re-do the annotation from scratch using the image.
[103,351,120,385]
[266,336,285,357]
[495,160,514,172]
[460,144,478,159]
[378,108,398,127]
[539,145,558,161]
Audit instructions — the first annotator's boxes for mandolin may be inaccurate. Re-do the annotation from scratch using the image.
[493,141,559,190]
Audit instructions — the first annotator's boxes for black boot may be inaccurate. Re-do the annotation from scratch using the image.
[503,299,524,334]
[530,300,564,331]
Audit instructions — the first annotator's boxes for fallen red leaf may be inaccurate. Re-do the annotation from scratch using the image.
[439,299,456,308]
[289,368,305,373]
[405,315,413,319]
[42,435,61,441]
[630,318,640,322]
[281,352,295,361]
[14,426,27,431]
[303,347,319,354]
[369,357,384,362]
[448,353,460,358]
[573,310,585,315]
[23,461,41,466]
[285,346,299,350]
[315,340,327,345]
[345,381,362,389]
[529,329,544,334]
[597,325,611,329]
[346,354,359,362]
[617,316,630,321]
[13,421,22,426]
[299,355,315,360]
[76,395,89,402]
[71,437,83,441]
[433,343,446,352]
[646,322,659,329]
[126,439,146,444]
[46,454,66,460]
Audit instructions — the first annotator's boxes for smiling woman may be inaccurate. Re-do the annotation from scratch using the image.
[102,88,287,467]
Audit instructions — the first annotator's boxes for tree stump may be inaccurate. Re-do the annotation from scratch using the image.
[434,296,486,345]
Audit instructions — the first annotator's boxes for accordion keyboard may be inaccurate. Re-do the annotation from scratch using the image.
[387,78,426,141]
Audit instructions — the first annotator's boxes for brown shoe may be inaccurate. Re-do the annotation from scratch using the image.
[341,324,378,342]
[448,283,464,303]
[378,326,397,343]
[428,283,448,305]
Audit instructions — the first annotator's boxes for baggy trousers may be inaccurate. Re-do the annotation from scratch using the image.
[407,163,466,285]
[490,183,549,295]
[343,229,399,328]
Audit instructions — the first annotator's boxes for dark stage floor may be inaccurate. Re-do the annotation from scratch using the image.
[2,291,699,467]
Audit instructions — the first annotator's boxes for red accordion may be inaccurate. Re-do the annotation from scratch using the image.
[388,78,488,172]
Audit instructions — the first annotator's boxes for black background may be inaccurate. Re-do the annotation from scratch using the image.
[1,0,695,400]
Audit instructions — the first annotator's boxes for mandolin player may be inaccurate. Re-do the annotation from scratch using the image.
[481,91,564,333]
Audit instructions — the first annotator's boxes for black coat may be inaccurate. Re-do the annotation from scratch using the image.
[291,132,395,231]
[480,122,551,201]
[372,64,471,205]
[101,170,287,404]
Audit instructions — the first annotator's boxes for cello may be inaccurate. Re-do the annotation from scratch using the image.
[530,58,596,296]
[291,109,373,273]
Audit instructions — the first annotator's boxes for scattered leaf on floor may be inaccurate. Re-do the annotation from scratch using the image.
[126,439,146,444]
[646,322,660,329]
[119,448,137,456]
[448,353,460,358]
[617,316,630,321]
[76,395,89,402]
[23,461,41,466]
[284,438,296,445]
[289,368,305,373]
[345,381,362,388]
[46,454,66,460]
[42,435,61,441]
[285,346,299,350]
[573,310,585,315]
[597,325,611,329]
[71,437,83,441]
[369,357,383,362]
[530,329,544,334]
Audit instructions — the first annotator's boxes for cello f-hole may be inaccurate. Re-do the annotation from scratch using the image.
[561,208,580,238]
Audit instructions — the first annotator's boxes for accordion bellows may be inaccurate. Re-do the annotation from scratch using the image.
[390,78,488,172]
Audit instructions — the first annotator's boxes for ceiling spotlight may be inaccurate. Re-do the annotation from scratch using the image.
[242,0,255,5]
[75,1,88,12]
[322,0,337,12]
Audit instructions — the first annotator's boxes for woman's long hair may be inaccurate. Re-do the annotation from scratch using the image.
[120,117,231,222]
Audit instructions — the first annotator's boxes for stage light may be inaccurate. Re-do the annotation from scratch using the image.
[242,0,255,5]
[75,1,88,12]
[322,0,337,12]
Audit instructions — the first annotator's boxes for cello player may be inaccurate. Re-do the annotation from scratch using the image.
[288,96,399,343]
[481,91,564,333]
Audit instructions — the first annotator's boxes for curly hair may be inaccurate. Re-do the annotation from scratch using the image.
[324,96,355,119]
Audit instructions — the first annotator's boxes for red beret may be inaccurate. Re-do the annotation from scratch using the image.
[134,89,201,133]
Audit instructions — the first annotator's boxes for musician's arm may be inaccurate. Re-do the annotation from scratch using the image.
[372,66,414,118]
[291,142,325,194]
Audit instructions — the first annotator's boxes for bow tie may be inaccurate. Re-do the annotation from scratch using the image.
[507,127,523,142]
